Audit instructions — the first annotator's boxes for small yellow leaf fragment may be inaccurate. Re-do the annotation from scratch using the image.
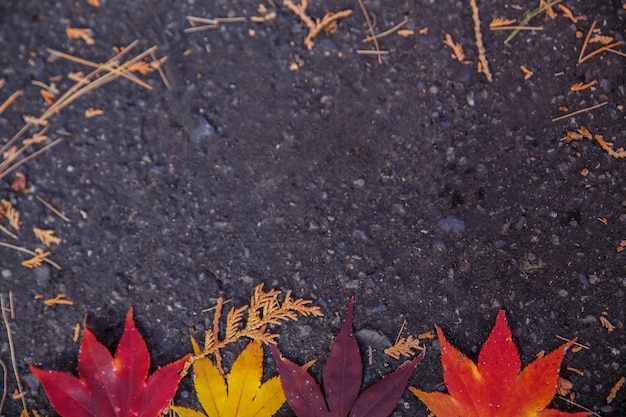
[397,29,414,37]
[540,0,556,19]
[490,17,516,28]
[85,107,104,118]
[66,27,95,45]
[86,0,101,7]
[418,331,435,339]
[617,240,626,253]
[599,316,615,332]
[571,345,583,353]
[520,65,533,80]
[607,376,625,404]
[34,227,62,247]
[22,248,50,269]
[44,293,73,307]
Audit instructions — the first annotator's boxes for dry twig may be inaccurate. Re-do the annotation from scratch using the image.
[470,0,492,82]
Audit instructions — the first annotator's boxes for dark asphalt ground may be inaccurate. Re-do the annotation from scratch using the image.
[0,1,625,416]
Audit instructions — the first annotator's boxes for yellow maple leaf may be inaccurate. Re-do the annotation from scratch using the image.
[172,341,285,417]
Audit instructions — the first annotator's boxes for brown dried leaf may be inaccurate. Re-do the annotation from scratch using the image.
[11,173,27,193]
[34,227,62,247]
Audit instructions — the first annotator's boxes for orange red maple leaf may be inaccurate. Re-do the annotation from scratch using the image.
[410,310,591,417]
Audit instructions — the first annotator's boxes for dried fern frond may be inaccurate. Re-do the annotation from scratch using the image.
[384,335,425,359]
[185,283,323,376]
[0,200,21,231]
[22,248,50,268]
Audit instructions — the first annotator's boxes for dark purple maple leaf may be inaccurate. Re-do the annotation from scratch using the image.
[31,308,188,417]
[271,298,424,417]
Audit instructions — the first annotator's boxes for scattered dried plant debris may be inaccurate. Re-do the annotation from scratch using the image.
[31,308,188,417]
[0,200,21,231]
[520,65,533,80]
[505,0,562,43]
[570,80,596,91]
[411,310,591,417]
[552,101,607,122]
[33,227,61,247]
[185,283,322,376]
[11,173,27,192]
[557,377,574,397]
[557,4,586,23]
[469,0,492,82]
[172,341,285,417]
[599,316,615,332]
[84,108,104,118]
[617,240,626,253]
[43,293,73,307]
[443,34,468,63]
[607,376,624,404]
[21,248,51,269]
[271,298,424,417]
[36,195,71,222]
[562,125,626,159]
[541,0,557,19]
[385,335,425,360]
[489,17,516,28]
[578,20,624,65]
[283,0,352,50]
[66,27,96,45]
[0,89,23,116]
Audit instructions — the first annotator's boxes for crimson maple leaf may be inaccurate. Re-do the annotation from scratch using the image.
[271,298,424,417]
[31,308,187,417]
[410,310,591,417]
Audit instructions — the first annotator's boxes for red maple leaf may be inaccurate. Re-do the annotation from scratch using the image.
[271,298,424,417]
[410,310,592,417]
[31,308,187,417]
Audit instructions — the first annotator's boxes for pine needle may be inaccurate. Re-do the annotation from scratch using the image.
[505,0,562,44]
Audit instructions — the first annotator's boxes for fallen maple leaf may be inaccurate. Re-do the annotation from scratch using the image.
[31,308,187,417]
[410,310,591,417]
[172,340,285,417]
[271,298,424,417]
